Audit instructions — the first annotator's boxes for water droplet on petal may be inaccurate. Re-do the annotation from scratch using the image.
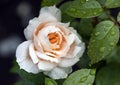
[80,76,87,82]
[100,47,105,52]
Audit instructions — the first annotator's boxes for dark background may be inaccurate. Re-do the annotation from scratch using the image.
[0,0,41,85]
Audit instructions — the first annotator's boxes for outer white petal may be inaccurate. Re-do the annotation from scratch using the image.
[44,67,72,79]
[75,42,85,58]
[69,27,82,45]
[16,40,32,62]
[40,6,61,21]
[58,57,79,67]
[19,59,40,74]
[16,40,39,73]
[29,43,39,64]
[67,33,75,46]
[58,22,70,28]
[36,51,60,63]
[38,60,56,71]
[24,18,41,40]
[39,13,57,23]
[66,43,85,59]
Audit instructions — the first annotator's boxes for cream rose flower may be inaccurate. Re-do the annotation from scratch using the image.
[16,6,85,79]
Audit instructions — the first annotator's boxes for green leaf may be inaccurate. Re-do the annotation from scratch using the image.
[106,46,120,63]
[95,63,120,85]
[61,13,74,23]
[45,78,57,85]
[77,51,90,68]
[98,12,109,21]
[18,70,45,85]
[41,0,60,7]
[14,80,35,85]
[63,69,96,85]
[60,0,103,18]
[105,0,120,8]
[79,18,93,37]
[88,20,119,64]
[97,0,106,6]
[11,61,45,85]
[117,12,120,23]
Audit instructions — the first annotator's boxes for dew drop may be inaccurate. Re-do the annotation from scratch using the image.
[95,32,100,36]
[90,69,96,75]
[91,40,95,42]
[110,42,114,46]
[83,11,86,14]
[94,12,97,15]
[87,82,92,85]
[115,3,118,6]
[108,48,111,51]
[74,13,78,16]
[80,76,87,82]
[111,31,115,35]
[86,0,89,1]
[104,28,108,32]
[100,47,105,52]
[70,8,76,12]
[81,1,85,4]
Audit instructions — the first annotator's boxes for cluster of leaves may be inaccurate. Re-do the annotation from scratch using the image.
[11,0,120,85]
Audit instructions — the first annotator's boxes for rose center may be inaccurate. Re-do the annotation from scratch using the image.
[48,32,60,44]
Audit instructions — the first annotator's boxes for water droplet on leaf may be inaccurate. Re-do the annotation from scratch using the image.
[83,11,86,14]
[70,8,76,12]
[100,47,105,52]
[111,31,115,35]
[80,76,87,82]
[90,69,96,75]
[87,82,92,85]
[95,32,100,36]
[110,42,114,46]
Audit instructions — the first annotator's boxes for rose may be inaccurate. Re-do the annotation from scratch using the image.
[16,6,85,79]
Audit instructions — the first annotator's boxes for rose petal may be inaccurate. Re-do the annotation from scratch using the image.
[19,58,40,74]
[44,67,72,79]
[38,60,56,71]
[59,57,79,67]
[54,33,75,57]
[29,43,39,64]
[38,25,61,51]
[33,36,43,52]
[40,6,61,21]
[67,33,75,46]
[69,27,82,45]
[36,51,60,63]
[39,13,57,23]
[75,43,85,58]
[66,44,85,59]
[16,40,32,63]
[24,18,41,40]
[16,40,39,73]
